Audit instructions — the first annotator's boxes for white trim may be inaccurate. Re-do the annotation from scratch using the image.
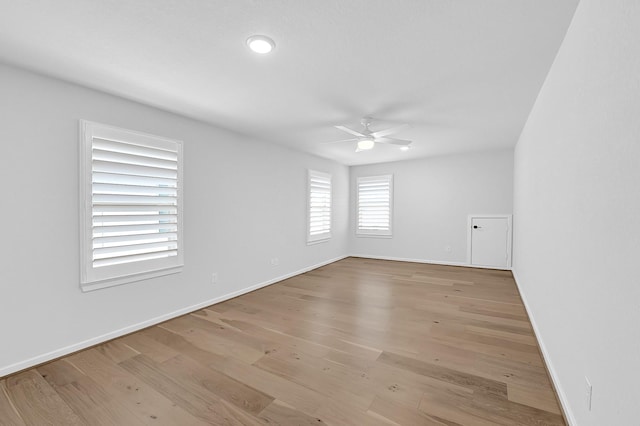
[306,237,330,246]
[349,254,466,268]
[511,268,575,426]
[467,214,513,268]
[80,266,183,292]
[0,255,347,378]
[349,254,515,270]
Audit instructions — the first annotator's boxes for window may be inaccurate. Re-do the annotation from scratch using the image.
[308,170,332,243]
[79,121,183,291]
[357,174,393,237]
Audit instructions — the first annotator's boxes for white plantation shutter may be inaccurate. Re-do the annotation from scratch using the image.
[357,175,393,236]
[308,170,332,243]
[80,121,183,291]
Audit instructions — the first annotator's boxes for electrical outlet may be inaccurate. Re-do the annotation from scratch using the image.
[270,258,279,266]
[211,272,218,284]
[585,376,593,411]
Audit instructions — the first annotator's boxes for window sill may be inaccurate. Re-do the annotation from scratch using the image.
[307,237,331,245]
[81,265,183,292]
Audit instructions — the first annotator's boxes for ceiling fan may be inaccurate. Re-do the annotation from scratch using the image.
[325,117,412,152]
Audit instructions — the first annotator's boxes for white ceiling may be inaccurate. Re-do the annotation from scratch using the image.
[0,0,578,165]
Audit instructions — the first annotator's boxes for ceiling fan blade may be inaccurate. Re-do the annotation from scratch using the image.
[375,137,412,146]
[335,125,365,137]
[370,124,410,139]
[321,138,358,145]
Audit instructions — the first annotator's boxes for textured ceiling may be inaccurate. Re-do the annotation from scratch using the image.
[0,0,578,165]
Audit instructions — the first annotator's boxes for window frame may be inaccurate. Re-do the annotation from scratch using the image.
[307,169,332,244]
[356,174,393,238]
[79,120,184,292]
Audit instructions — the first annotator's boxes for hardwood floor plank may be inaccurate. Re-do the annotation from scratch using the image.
[465,325,538,345]
[428,332,544,367]
[259,400,325,425]
[139,325,229,367]
[419,387,565,426]
[37,359,85,387]
[378,351,509,398]
[95,340,140,364]
[158,354,273,415]
[217,316,333,359]
[4,370,83,425]
[48,375,146,426]
[313,398,395,426]
[160,322,265,364]
[0,258,564,425]
[418,392,500,426]
[254,351,376,411]
[0,380,26,426]
[118,354,241,424]
[185,313,275,355]
[67,349,209,425]
[212,399,266,426]
[119,333,179,364]
[507,382,563,415]
[369,395,460,426]
[219,358,326,415]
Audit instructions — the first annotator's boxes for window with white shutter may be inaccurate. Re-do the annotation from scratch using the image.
[357,174,393,237]
[79,121,184,291]
[308,170,332,243]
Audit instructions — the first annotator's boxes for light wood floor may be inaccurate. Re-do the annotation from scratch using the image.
[0,258,564,425]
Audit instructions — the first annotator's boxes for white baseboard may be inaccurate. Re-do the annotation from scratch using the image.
[349,253,511,270]
[0,255,347,378]
[511,268,576,426]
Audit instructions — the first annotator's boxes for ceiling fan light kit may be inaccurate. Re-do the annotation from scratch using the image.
[357,139,375,150]
[246,35,275,54]
[327,117,412,152]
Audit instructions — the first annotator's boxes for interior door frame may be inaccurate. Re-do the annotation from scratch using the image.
[467,214,513,269]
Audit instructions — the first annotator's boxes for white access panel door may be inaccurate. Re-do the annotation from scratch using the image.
[469,216,512,269]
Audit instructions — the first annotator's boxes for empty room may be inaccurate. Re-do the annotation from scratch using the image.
[0,1,638,425]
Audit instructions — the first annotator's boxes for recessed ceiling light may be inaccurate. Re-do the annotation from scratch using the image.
[357,139,375,150]
[246,35,275,54]
[400,146,410,151]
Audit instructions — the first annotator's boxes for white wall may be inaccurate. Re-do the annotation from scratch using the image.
[349,150,513,264]
[512,1,640,424]
[0,63,348,376]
